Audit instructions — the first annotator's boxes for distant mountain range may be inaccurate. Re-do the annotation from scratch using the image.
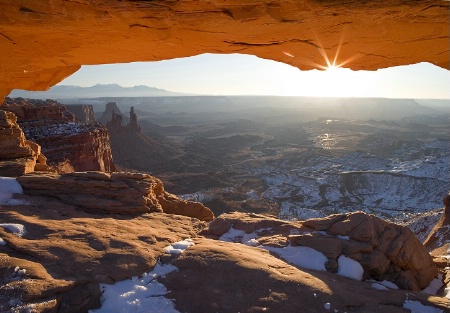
[8,84,192,99]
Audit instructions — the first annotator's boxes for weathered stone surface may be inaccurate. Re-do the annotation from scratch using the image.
[206,211,437,291]
[16,171,214,220]
[0,0,448,99]
[0,198,206,312]
[0,110,49,176]
[2,97,116,172]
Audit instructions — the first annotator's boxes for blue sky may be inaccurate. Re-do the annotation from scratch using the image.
[58,53,450,99]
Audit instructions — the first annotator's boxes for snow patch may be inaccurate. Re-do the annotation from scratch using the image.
[0,238,6,245]
[0,177,23,204]
[371,283,389,291]
[403,300,443,313]
[164,239,195,255]
[90,238,196,313]
[0,223,26,237]
[324,302,331,310]
[337,255,363,281]
[421,277,443,295]
[90,263,179,313]
[264,245,327,271]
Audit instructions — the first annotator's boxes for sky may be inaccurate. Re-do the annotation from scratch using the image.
[57,53,450,99]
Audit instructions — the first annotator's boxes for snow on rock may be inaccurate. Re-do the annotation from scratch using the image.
[402,300,444,313]
[164,239,195,255]
[421,277,444,295]
[0,238,6,245]
[264,245,327,271]
[371,283,389,291]
[378,280,399,290]
[0,223,26,237]
[90,263,180,313]
[219,227,261,246]
[337,255,364,281]
[0,177,23,204]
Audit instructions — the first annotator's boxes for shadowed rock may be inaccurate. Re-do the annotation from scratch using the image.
[17,171,214,221]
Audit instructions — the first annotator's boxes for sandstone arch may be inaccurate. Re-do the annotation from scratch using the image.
[0,0,448,100]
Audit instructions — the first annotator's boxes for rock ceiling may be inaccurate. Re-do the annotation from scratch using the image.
[0,0,449,100]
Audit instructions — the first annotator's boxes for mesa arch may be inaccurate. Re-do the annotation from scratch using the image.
[0,0,448,100]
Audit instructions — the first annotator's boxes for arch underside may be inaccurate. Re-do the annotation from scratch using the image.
[0,0,448,99]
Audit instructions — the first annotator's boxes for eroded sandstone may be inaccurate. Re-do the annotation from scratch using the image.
[16,171,214,221]
[0,0,448,99]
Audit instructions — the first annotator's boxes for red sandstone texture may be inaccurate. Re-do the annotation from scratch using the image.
[0,0,448,99]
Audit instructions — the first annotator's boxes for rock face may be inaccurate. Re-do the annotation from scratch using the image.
[17,171,214,221]
[2,97,116,172]
[65,104,96,124]
[205,211,437,291]
[424,192,450,251]
[0,0,448,99]
[0,110,49,176]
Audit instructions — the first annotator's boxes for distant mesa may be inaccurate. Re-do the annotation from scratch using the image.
[8,84,192,99]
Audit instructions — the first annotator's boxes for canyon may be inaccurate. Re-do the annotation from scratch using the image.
[0,0,449,312]
[1,97,115,173]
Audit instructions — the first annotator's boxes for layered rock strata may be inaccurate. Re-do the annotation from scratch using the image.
[205,211,437,291]
[17,171,214,221]
[2,97,115,172]
[0,110,49,176]
[0,0,448,98]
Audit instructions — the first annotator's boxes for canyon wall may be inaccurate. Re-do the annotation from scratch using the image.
[2,98,116,172]
[0,0,448,99]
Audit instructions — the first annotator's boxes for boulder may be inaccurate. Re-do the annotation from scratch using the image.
[206,211,437,291]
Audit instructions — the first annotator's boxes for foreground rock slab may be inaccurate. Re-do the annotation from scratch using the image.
[0,198,206,312]
[17,171,214,221]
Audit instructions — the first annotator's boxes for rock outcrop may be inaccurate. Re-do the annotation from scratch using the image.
[65,104,96,124]
[97,102,127,126]
[205,211,437,291]
[0,0,448,98]
[2,97,116,172]
[17,171,214,221]
[0,110,49,176]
